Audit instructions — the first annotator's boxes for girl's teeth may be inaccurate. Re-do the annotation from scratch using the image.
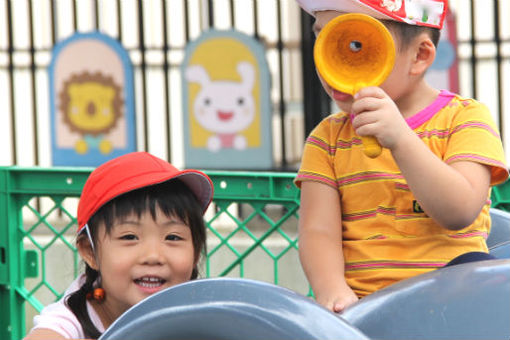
[143,277,160,282]
[136,277,164,287]
[139,281,160,288]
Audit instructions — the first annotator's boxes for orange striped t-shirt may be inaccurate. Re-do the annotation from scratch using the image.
[295,90,509,297]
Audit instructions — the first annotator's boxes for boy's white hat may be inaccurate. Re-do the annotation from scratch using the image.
[296,0,447,29]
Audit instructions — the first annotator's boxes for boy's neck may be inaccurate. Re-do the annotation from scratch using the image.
[396,80,440,119]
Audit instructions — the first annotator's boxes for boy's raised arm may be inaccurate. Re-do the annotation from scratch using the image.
[391,129,491,230]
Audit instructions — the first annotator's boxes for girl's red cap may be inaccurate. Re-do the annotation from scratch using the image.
[77,152,213,233]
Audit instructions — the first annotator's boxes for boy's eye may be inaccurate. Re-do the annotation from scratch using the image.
[166,234,183,241]
[120,234,137,241]
[349,40,362,52]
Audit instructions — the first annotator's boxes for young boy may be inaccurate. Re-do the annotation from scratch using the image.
[294,0,508,313]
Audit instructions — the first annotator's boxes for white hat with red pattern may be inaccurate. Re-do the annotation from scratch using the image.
[296,0,448,29]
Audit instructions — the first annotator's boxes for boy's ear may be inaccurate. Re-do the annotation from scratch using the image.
[77,236,99,270]
[410,34,436,76]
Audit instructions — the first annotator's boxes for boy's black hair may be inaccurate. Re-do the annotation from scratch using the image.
[66,179,207,339]
[383,20,441,51]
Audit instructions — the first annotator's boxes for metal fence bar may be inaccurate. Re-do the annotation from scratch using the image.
[93,0,99,31]
[276,0,288,168]
[137,0,149,152]
[183,0,190,42]
[161,0,172,161]
[253,0,259,39]
[207,0,214,28]
[229,0,235,28]
[493,0,504,140]
[6,0,17,165]
[49,0,56,44]
[469,0,477,100]
[27,0,39,165]
[72,0,78,32]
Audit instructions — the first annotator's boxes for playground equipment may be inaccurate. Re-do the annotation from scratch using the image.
[100,209,510,340]
[487,208,510,259]
[342,259,510,339]
[99,278,368,340]
[100,208,510,339]
[100,259,510,340]
[314,13,396,158]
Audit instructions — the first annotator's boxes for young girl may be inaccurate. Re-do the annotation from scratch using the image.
[25,152,213,339]
[295,0,508,313]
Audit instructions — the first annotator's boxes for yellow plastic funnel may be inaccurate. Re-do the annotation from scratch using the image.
[314,13,396,158]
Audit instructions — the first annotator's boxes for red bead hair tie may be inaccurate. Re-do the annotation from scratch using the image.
[87,288,105,302]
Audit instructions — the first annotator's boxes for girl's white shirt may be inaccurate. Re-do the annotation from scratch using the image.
[31,274,105,339]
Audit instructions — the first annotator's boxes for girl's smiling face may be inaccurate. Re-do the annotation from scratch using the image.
[82,207,196,321]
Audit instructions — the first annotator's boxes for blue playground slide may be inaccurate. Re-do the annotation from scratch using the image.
[100,209,510,340]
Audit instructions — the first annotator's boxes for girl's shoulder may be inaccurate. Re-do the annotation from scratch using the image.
[31,298,83,338]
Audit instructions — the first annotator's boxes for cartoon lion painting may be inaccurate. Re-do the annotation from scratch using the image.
[59,71,123,154]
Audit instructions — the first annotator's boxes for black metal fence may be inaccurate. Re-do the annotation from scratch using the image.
[1,0,509,168]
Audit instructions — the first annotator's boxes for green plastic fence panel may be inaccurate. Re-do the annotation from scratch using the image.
[492,180,510,212]
[0,167,305,340]
[3,166,506,340]
[0,167,90,340]
[205,171,301,283]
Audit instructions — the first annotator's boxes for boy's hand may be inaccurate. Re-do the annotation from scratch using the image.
[351,86,413,151]
[317,284,359,313]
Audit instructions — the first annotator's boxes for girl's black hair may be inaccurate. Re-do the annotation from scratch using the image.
[66,179,207,339]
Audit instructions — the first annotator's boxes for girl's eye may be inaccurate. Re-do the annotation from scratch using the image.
[166,234,183,241]
[120,234,137,241]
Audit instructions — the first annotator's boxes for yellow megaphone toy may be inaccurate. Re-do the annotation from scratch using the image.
[314,13,396,158]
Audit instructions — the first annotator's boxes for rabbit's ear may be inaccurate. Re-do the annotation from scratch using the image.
[237,62,255,91]
[185,65,210,86]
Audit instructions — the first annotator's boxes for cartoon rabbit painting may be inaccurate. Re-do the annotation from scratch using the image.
[185,62,255,152]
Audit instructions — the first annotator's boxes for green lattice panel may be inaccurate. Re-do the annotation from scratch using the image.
[0,168,307,339]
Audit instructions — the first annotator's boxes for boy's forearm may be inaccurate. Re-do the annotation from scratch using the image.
[299,231,349,296]
[391,131,490,230]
